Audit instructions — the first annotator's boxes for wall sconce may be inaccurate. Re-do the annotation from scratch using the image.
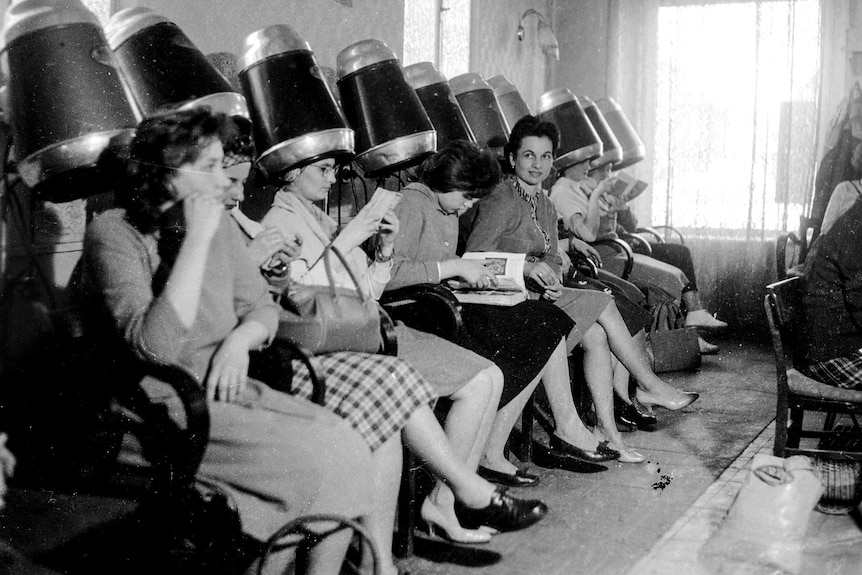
[517,8,559,61]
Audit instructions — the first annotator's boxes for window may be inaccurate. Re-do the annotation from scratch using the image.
[403,0,471,79]
[652,1,820,235]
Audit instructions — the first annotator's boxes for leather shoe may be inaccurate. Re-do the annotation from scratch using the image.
[636,389,699,411]
[456,486,548,532]
[548,434,619,463]
[477,465,540,487]
[618,400,658,430]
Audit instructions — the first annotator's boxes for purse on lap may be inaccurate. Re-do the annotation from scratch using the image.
[276,244,384,354]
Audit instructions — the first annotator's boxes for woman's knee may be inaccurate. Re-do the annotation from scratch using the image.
[453,365,503,405]
[581,323,609,350]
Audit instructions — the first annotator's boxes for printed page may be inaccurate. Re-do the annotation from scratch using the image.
[448,252,527,292]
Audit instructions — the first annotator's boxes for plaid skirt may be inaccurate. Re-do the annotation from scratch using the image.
[291,351,436,451]
[800,350,862,390]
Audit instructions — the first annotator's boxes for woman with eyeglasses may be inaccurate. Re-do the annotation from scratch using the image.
[261,158,547,555]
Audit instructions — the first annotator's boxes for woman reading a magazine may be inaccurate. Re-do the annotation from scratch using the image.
[261,158,547,548]
[551,158,725,352]
[464,115,701,462]
[386,141,622,488]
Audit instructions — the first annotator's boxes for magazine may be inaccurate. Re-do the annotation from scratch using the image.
[446,252,528,306]
[606,171,649,203]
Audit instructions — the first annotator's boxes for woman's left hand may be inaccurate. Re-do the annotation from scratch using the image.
[376,209,400,253]
[207,333,251,403]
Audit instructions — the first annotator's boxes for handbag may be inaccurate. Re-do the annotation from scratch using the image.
[276,244,383,354]
[646,300,701,373]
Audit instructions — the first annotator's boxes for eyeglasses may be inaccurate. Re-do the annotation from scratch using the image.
[306,163,337,178]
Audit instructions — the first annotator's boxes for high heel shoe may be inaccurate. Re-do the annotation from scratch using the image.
[420,498,492,544]
[618,399,658,430]
[549,434,620,463]
[636,389,699,411]
[456,486,548,533]
[610,443,646,463]
[477,465,540,487]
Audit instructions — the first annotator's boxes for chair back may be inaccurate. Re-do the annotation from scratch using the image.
[775,231,806,280]
[764,276,805,390]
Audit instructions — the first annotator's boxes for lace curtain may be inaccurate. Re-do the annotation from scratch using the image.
[607,0,828,334]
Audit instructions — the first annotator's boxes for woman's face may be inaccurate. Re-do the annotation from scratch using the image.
[589,163,612,182]
[223,162,252,207]
[437,190,478,216]
[563,160,590,182]
[169,139,230,203]
[510,135,554,186]
[291,158,337,203]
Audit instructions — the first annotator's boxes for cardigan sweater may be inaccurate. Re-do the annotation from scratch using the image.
[70,208,278,385]
[388,182,456,291]
[800,199,862,364]
[465,177,563,276]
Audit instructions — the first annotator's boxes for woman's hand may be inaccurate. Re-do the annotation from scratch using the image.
[207,331,252,403]
[569,237,601,262]
[455,259,499,289]
[182,192,223,245]
[249,227,289,267]
[335,204,388,253]
[525,261,562,301]
[375,208,399,256]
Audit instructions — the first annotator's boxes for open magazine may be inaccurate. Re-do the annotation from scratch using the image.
[606,171,648,203]
[446,252,527,306]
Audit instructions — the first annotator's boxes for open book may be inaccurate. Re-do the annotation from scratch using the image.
[606,171,648,203]
[446,252,527,306]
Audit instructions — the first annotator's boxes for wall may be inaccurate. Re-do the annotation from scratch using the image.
[469,0,553,112]
[114,0,405,72]
[550,0,610,101]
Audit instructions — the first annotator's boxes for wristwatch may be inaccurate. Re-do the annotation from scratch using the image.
[375,248,394,263]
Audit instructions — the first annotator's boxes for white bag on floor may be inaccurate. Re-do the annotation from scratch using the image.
[699,454,824,575]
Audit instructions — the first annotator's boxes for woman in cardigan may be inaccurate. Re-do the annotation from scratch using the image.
[261,155,547,548]
[70,110,372,575]
[387,141,624,484]
[464,116,700,455]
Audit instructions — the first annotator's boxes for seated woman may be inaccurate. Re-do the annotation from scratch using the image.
[551,158,726,338]
[69,109,372,575]
[259,146,547,549]
[819,142,862,237]
[387,141,622,475]
[464,115,700,457]
[799,198,862,389]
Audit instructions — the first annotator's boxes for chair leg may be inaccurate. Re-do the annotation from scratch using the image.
[788,406,804,449]
[518,393,535,463]
[393,447,415,558]
[774,404,789,457]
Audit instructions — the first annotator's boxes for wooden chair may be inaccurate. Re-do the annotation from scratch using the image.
[0,316,378,574]
[764,277,862,460]
[775,231,807,280]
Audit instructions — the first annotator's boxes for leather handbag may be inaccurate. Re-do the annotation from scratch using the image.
[276,245,383,354]
[646,300,701,373]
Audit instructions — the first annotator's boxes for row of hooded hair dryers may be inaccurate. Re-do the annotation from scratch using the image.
[1,0,646,205]
[0,1,441,201]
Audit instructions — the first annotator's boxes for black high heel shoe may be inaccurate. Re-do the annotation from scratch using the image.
[534,404,619,463]
[456,487,548,533]
[618,398,658,430]
[549,434,620,463]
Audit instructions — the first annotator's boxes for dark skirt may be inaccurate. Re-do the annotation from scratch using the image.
[565,274,652,336]
[459,299,575,407]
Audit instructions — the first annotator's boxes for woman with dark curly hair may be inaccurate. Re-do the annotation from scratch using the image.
[70,109,372,575]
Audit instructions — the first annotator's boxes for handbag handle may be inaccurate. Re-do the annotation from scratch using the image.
[320,244,369,304]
